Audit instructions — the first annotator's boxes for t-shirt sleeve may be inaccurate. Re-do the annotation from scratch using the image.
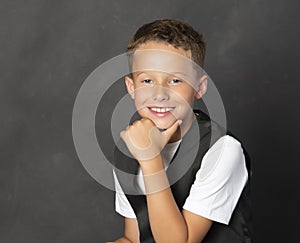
[182,135,248,225]
[113,170,137,219]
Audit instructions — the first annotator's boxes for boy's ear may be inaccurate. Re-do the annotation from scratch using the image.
[195,75,208,99]
[125,76,135,99]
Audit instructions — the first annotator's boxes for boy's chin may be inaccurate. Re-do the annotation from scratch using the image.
[154,124,168,130]
[153,121,174,130]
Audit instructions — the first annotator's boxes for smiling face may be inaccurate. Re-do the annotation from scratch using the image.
[125,41,207,133]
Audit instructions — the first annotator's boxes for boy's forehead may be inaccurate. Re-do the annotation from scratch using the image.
[130,49,199,79]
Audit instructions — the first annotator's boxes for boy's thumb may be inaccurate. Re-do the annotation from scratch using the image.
[163,120,182,142]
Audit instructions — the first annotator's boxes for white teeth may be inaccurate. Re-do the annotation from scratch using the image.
[150,107,174,113]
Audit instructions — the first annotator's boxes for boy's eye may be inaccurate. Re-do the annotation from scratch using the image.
[170,79,182,84]
[142,79,153,84]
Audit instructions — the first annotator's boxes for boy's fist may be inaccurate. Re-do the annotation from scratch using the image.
[120,118,181,162]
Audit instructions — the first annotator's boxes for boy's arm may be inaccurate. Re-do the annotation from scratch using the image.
[107,218,140,243]
[120,118,213,242]
[141,156,212,243]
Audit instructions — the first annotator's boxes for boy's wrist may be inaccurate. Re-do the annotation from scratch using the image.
[139,155,170,194]
[139,154,164,175]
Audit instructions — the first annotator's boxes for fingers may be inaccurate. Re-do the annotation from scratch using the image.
[120,118,182,161]
[162,119,182,142]
[122,119,182,144]
[120,130,129,145]
[120,118,154,142]
[120,130,126,140]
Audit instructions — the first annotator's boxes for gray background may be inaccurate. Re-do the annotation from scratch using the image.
[1,0,299,242]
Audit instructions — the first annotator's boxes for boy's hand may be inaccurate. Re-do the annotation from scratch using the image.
[120,118,181,162]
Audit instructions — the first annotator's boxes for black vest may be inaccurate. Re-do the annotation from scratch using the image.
[113,110,252,243]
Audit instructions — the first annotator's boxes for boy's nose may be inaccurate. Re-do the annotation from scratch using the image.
[152,87,169,102]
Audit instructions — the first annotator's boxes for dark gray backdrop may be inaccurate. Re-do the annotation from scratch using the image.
[1,0,299,242]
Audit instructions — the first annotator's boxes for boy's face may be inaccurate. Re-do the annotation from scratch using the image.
[125,41,207,130]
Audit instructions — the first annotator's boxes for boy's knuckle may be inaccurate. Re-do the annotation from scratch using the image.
[133,120,141,126]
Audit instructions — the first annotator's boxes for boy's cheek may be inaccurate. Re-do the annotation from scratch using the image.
[134,98,148,111]
[132,87,150,100]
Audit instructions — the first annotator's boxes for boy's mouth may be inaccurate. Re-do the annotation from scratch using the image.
[148,106,175,117]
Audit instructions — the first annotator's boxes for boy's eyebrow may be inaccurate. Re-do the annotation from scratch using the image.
[169,72,195,81]
[134,71,146,76]
[170,72,189,77]
[134,71,190,77]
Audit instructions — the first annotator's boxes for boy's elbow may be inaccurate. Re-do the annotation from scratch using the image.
[154,231,188,243]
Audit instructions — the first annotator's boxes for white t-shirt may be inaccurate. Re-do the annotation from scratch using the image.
[113,135,248,225]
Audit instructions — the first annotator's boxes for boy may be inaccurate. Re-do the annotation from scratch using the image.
[109,19,252,243]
